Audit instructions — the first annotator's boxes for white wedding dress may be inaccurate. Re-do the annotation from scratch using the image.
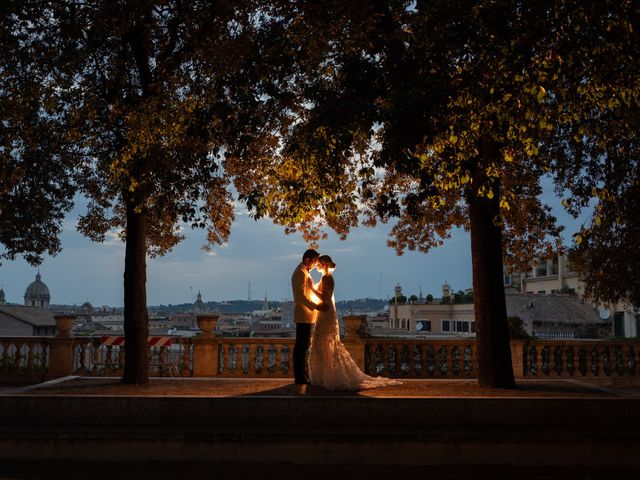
[308,274,400,391]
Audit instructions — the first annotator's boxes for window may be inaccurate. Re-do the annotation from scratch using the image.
[536,261,548,277]
[455,321,469,333]
[538,290,546,294]
[471,321,476,333]
[441,320,451,332]
[416,320,431,332]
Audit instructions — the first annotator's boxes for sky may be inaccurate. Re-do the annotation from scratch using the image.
[0,180,591,307]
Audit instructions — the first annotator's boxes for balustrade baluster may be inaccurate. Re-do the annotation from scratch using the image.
[438,345,448,377]
[553,346,563,375]
[248,344,257,375]
[590,347,600,376]
[218,344,226,374]
[413,345,422,376]
[451,345,461,376]
[116,347,124,373]
[15,343,24,372]
[578,348,587,375]
[104,345,112,372]
[541,346,551,375]
[274,344,281,375]
[400,344,410,375]
[255,345,264,374]
[26,343,35,373]
[614,347,624,375]
[374,343,384,375]
[566,347,575,375]
[627,346,636,374]
[1,342,8,373]
[91,342,100,374]
[463,344,473,377]
[281,345,290,375]
[602,347,611,376]
[267,345,277,374]
[387,345,397,375]
[41,343,49,373]
[241,345,250,374]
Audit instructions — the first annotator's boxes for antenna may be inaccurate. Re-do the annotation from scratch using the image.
[378,273,382,299]
[248,281,252,301]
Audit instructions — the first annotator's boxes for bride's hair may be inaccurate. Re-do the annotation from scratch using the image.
[318,255,336,269]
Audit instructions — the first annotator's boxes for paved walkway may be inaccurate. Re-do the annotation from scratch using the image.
[3,375,640,398]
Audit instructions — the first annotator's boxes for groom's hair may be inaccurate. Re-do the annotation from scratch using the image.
[302,249,320,262]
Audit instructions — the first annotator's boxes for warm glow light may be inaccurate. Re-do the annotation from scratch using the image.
[309,282,322,305]
[309,291,322,304]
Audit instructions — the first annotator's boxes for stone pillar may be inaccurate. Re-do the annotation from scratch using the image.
[510,340,525,379]
[193,315,219,377]
[48,315,77,378]
[343,315,367,370]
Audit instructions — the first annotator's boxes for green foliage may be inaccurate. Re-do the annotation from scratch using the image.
[454,290,474,304]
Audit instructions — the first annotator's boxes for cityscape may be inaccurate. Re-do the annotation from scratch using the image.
[2,247,637,341]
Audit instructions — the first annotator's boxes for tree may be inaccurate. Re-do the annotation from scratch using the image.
[545,2,640,309]
[241,0,637,387]
[0,1,76,265]
[408,294,418,303]
[16,1,282,383]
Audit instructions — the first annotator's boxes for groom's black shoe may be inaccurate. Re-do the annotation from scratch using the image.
[294,379,310,385]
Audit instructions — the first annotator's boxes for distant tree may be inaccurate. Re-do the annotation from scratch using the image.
[241,0,638,388]
[454,290,474,304]
[408,294,418,303]
[507,316,530,340]
[12,1,283,383]
[426,294,434,304]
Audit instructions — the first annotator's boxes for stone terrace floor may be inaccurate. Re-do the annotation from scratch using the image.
[2,375,640,398]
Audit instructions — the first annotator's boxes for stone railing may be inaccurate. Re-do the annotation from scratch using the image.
[72,336,193,378]
[2,315,640,383]
[0,337,50,383]
[518,339,639,378]
[365,338,477,378]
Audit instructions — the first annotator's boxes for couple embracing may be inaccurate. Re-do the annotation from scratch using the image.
[291,249,399,391]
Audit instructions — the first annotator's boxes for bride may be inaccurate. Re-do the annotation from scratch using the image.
[308,255,400,391]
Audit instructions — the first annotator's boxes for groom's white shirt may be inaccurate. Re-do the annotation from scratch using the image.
[291,262,318,324]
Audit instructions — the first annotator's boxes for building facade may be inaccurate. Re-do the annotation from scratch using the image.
[505,252,638,338]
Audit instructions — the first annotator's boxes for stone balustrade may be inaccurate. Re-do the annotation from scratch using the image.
[2,315,640,382]
[518,339,639,377]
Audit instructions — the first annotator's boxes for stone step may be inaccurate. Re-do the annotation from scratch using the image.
[2,394,640,467]
[1,395,639,429]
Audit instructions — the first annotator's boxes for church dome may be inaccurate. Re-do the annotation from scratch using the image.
[24,272,51,308]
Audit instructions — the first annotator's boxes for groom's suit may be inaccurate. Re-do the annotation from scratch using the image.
[291,262,318,384]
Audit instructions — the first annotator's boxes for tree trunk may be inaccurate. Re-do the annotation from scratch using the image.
[467,137,516,388]
[122,195,149,384]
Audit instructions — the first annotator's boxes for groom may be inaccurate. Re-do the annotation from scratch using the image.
[291,249,326,385]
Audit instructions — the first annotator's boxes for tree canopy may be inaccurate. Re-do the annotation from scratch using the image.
[0,1,76,265]
[236,0,639,386]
